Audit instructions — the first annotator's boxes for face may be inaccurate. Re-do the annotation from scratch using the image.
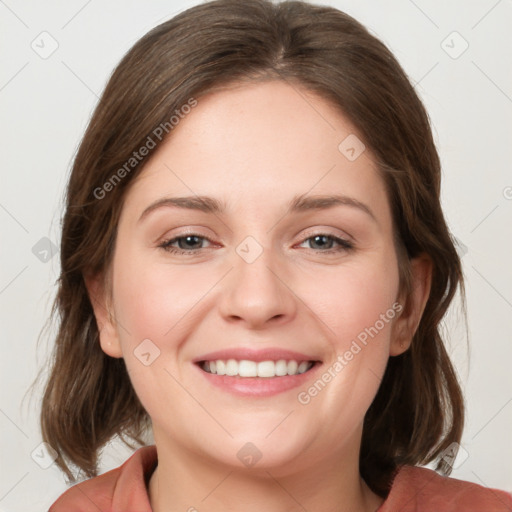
[89,80,428,475]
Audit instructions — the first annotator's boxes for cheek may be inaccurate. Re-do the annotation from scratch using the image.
[112,253,216,347]
[289,258,401,448]
[109,253,212,417]
[308,257,400,349]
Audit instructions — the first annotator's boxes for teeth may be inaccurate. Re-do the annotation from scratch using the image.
[257,360,275,378]
[297,361,309,374]
[287,360,298,375]
[226,359,238,376]
[275,360,288,376]
[201,359,314,377]
[216,360,226,375]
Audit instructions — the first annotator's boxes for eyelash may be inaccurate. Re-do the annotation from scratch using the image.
[158,233,354,256]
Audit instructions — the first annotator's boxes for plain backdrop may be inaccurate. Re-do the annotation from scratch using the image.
[1,0,511,510]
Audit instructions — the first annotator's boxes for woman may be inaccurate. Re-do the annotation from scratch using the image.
[41,0,512,510]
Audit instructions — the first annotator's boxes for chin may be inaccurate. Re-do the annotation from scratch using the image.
[201,425,320,473]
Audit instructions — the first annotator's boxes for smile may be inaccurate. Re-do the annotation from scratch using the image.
[194,348,322,396]
[200,359,315,378]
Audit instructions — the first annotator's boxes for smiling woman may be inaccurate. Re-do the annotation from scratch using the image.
[34,0,512,511]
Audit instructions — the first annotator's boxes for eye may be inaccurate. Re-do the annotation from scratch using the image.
[298,234,354,253]
[158,232,354,256]
[158,234,213,255]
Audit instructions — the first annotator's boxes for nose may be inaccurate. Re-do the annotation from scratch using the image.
[218,246,297,329]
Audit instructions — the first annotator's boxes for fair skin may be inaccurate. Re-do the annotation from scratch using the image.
[87,80,431,512]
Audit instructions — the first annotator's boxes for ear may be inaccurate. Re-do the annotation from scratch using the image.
[390,253,432,356]
[84,272,123,358]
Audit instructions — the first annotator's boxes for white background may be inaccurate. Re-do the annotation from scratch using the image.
[1,0,511,510]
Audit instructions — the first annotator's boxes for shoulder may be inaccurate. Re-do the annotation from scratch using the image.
[49,445,158,512]
[379,465,512,512]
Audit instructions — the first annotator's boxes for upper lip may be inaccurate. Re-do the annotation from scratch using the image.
[193,348,321,363]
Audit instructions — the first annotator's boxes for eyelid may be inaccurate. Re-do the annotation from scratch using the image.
[158,229,355,257]
[294,233,354,253]
[155,226,214,244]
[297,225,354,244]
[158,232,217,251]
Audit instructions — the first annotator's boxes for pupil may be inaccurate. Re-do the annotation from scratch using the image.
[182,236,201,249]
[313,235,331,249]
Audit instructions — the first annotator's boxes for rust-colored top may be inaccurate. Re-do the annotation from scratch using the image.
[49,445,512,512]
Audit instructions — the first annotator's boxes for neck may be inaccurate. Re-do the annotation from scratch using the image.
[148,433,383,512]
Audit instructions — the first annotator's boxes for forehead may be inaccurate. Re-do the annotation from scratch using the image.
[122,80,392,227]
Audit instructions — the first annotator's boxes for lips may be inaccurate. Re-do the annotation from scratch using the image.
[193,348,321,396]
[193,347,320,364]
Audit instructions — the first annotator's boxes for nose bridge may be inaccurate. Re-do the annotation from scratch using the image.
[218,237,297,327]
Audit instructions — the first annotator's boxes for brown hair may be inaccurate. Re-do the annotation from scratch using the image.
[34,0,465,496]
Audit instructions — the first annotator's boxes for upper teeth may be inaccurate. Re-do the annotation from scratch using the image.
[202,359,313,378]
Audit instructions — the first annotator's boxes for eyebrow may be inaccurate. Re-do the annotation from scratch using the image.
[138,193,376,223]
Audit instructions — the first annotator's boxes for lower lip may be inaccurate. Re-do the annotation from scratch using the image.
[195,363,321,397]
